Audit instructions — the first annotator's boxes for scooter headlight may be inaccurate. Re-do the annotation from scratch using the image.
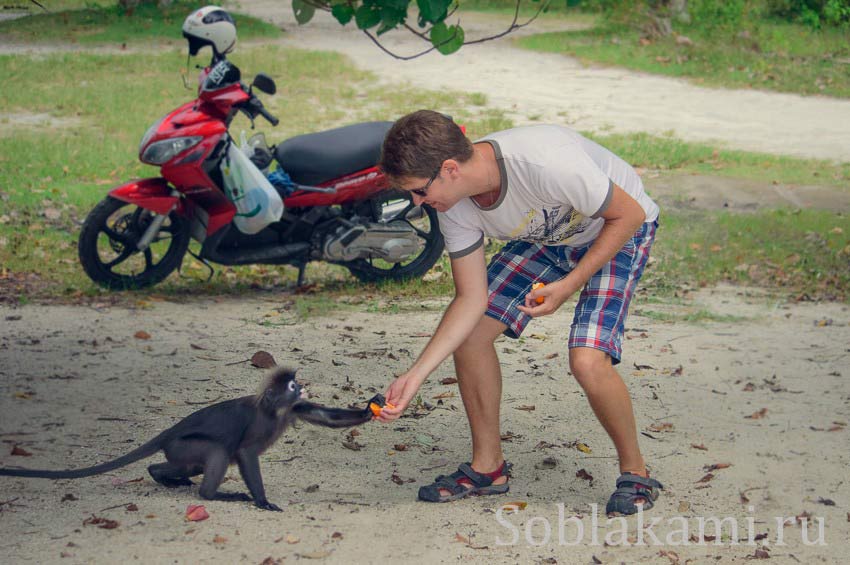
[141,136,203,165]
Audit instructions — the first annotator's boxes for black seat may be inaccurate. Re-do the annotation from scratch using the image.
[274,121,393,186]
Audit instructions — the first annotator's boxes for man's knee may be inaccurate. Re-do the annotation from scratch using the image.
[569,347,613,387]
[455,317,505,357]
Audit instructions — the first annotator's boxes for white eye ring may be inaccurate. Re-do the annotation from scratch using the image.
[287,381,296,392]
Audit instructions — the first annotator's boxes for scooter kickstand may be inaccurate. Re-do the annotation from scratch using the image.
[295,262,307,288]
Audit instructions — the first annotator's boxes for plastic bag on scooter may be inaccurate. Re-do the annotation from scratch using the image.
[221,141,284,234]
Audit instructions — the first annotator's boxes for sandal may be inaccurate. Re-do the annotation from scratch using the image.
[606,472,664,516]
[418,461,512,503]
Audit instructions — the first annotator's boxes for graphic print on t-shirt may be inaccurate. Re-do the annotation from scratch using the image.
[515,206,588,245]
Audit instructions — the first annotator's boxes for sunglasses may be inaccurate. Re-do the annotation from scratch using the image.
[408,167,441,197]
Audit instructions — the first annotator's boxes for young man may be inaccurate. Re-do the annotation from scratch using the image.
[376,110,662,515]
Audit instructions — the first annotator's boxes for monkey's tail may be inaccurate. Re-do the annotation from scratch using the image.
[0,433,166,479]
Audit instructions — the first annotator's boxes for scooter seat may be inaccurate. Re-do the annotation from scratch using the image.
[274,121,393,187]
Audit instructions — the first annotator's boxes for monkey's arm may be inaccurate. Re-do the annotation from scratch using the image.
[292,395,384,428]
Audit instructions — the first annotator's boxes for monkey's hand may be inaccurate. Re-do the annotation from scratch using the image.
[255,500,283,512]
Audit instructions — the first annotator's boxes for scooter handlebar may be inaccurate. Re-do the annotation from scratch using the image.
[245,96,279,127]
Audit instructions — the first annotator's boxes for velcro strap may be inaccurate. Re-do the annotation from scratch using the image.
[458,463,493,487]
[616,473,663,490]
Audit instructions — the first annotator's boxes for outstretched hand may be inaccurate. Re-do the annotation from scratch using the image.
[376,371,425,422]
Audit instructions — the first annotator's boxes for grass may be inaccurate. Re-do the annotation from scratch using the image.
[516,20,850,98]
[633,307,748,324]
[1,7,848,305]
[0,0,280,45]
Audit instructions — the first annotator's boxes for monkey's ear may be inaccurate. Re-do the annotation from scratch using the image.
[257,366,298,398]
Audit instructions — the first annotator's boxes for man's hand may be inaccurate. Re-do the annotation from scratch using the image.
[517,276,579,318]
[377,371,426,422]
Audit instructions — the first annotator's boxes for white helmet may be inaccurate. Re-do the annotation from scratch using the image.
[182,6,236,57]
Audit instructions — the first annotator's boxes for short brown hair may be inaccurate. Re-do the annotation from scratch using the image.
[379,110,474,186]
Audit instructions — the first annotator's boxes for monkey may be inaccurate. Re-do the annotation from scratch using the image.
[0,368,383,511]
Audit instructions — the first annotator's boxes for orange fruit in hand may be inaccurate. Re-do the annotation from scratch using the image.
[532,282,545,304]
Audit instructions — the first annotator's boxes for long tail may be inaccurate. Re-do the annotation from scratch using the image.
[0,433,166,479]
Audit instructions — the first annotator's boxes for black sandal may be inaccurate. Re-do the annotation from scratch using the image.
[418,461,512,503]
[606,472,664,516]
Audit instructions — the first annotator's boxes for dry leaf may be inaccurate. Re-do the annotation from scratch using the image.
[545,353,559,360]
[704,463,732,472]
[576,469,594,483]
[125,503,138,512]
[331,532,343,539]
[297,551,332,559]
[648,422,674,432]
[83,515,119,529]
[575,442,592,454]
[745,408,768,419]
[133,331,151,340]
[516,405,536,411]
[691,443,708,451]
[213,535,227,544]
[393,444,408,451]
[250,351,277,369]
[440,377,458,385]
[185,505,209,522]
[678,501,690,513]
[432,391,455,399]
[285,534,300,544]
[753,547,770,559]
[11,445,32,456]
[501,501,528,512]
[697,473,715,483]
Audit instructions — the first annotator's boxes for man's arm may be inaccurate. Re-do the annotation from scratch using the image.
[518,183,646,317]
[379,245,489,420]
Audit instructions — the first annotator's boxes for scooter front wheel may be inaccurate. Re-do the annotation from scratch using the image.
[78,196,190,290]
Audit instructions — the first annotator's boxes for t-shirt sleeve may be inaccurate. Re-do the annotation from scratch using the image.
[438,204,484,259]
[537,143,613,218]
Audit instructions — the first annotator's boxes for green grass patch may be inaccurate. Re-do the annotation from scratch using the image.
[516,20,850,98]
[643,209,850,301]
[0,1,280,45]
[590,131,850,187]
[632,307,747,324]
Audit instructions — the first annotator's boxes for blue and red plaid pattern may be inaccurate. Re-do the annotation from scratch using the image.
[485,220,657,365]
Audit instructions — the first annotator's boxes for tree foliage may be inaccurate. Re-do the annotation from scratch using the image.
[292,0,551,58]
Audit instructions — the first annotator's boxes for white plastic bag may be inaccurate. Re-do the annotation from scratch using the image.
[221,139,283,234]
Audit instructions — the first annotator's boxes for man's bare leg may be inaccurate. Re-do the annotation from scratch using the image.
[438,315,509,495]
[569,346,648,502]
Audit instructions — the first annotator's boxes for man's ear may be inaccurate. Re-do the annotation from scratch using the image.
[443,158,460,178]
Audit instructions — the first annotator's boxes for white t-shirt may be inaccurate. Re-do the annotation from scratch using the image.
[438,125,659,258]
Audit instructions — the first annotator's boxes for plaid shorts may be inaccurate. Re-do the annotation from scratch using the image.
[485,220,657,365]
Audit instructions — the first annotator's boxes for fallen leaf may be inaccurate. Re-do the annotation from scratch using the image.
[501,501,528,512]
[704,463,732,472]
[648,422,674,432]
[125,503,138,512]
[185,505,209,522]
[14,392,34,400]
[516,405,536,411]
[745,408,768,419]
[11,445,32,456]
[545,353,559,360]
[331,532,343,540]
[432,391,455,399]
[816,497,835,506]
[753,547,770,559]
[133,331,151,340]
[250,351,277,369]
[678,501,690,513]
[304,484,319,493]
[575,442,592,454]
[285,534,300,544]
[190,344,208,350]
[260,558,282,565]
[440,377,458,385]
[393,444,407,451]
[691,443,708,451]
[213,534,227,544]
[576,469,594,483]
[697,473,715,483]
[83,515,119,529]
[61,493,78,502]
[535,457,557,470]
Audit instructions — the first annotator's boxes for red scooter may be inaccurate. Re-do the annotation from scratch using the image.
[78,55,443,290]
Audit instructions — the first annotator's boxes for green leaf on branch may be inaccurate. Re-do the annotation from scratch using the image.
[332,4,355,26]
[379,6,406,34]
[292,0,316,25]
[430,21,464,55]
[355,4,383,30]
[417,0,450,25]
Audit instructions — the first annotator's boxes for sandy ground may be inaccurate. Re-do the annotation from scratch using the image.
[0,287,848,564]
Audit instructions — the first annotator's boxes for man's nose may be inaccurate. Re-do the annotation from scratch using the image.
[411,193,425,206]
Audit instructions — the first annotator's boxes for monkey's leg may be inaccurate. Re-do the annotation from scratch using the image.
[148,462,194,488]
[236,449,282,512]
[198,447,251,503]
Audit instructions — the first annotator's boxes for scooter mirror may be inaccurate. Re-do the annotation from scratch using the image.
[252,73,276,95]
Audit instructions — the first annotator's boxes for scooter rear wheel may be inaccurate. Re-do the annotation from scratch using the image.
[78,196,190,290]
[346,191,444,283]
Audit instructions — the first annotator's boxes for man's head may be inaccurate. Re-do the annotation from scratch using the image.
[379,110,474,210]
